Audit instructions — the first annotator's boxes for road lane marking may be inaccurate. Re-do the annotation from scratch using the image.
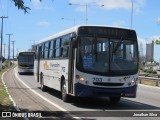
[14,68,67,111]
[2,71,19,111]
[13,68,160,118]
[121,99,143,106]
[138,84,160,89]
[2,70,29,120]
[14,68,83,119]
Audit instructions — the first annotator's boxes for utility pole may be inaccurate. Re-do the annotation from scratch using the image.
[130,0,133,28]
[0,16,8,64]
[3,43,5,58]
[11,41,15,62]
[6,34,13,65]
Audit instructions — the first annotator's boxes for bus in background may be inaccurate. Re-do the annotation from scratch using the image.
[17,51,35,74]
[34,25,139,103]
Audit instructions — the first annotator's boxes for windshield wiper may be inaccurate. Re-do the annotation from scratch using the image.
[112,32,126,53]
[111,32,126,61]
[93,36,98,62]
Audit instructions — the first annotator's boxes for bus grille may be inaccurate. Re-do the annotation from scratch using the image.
[93,82,124,86]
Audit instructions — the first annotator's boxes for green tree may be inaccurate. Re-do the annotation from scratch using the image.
[12,0,42,13]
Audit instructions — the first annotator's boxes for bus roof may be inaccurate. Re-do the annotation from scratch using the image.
[18,51,35,55]
[35,25,134,45]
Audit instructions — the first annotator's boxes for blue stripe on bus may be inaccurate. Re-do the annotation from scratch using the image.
[74,83,137,98]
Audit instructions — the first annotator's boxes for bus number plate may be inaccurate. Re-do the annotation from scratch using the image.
[93,78,102,82]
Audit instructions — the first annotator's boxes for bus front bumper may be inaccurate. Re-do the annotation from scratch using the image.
[74,83,137,98]
[18,68,34,73]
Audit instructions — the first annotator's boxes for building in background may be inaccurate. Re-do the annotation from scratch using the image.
[139,42,143,56]
[146,41,154,62]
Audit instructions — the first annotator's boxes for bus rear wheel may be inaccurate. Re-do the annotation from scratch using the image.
[40,73,47,91]
[61,80,70,102]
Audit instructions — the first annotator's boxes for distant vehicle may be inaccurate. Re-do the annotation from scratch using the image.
[0,56,5,70]
[34,25,139,103]
[17,51,35,74]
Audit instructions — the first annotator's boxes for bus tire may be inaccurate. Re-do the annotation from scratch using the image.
[40,73,47,91]
[61,80,70,102]
[109,97,121,103]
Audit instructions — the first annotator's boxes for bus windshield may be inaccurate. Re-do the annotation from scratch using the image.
[18,54,34,66]
[77,36,138,76]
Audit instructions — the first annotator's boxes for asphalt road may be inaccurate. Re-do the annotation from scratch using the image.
[2,67,160,120]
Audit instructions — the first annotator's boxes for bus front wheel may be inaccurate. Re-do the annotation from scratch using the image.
[61,80,70,102]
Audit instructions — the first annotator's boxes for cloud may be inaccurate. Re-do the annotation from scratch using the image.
[36,21,49,26]
[137,37,146,56]
[69,0,146,12]
[96,0,132,10]
[76,6,86,12]
[31,0,50,10]
[156,17,160,25]
[112,20,125,27]
[138,37,146,45]
[147,35,160,43]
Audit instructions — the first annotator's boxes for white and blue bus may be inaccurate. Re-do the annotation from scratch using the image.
[18,51,35,74]
[34,25,139,102]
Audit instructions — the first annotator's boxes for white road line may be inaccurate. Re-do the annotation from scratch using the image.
[2,69,29,120]
[14,68,82,119]
[122,99,143,106]
[138,84,160,89]
[2,71,19,111]
[13,67,160,118]
[14,68,67,111]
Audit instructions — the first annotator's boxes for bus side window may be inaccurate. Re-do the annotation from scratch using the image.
[41,44,45,59]
[44,42,49,59]
[49,40,54,58]
[61,35,70,58]
[35,45,37,59]
[55,38,61,58]
[38,45,42,59]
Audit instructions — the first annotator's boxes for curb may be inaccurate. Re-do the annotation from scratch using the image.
[1,66,29,120]
[1,67,20,112]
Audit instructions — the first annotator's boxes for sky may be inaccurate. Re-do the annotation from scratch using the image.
[0,0,160,61]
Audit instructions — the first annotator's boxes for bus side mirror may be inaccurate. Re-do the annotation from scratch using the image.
[70,33,77,48]
[71,38,77,48]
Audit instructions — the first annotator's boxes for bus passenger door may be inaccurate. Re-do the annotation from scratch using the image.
[68,38,75,94]
[37,46,42,82]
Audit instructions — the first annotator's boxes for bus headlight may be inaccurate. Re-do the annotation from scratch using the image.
[76,75,88,84]
[79,77,85,81]
[128,80,135,86]
[76,75,85,81]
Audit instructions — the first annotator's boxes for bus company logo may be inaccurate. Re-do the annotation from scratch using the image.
[44,61,49,70]
[50,63,60,68]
